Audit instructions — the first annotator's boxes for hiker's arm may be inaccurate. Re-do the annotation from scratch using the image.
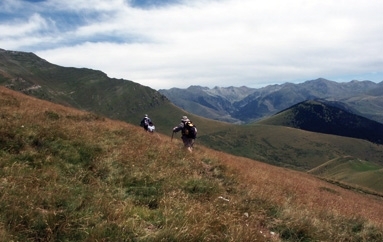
[173,123,184,132]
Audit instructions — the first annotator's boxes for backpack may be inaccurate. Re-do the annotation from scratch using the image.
[183,121,197,138]
[148,122,155,132]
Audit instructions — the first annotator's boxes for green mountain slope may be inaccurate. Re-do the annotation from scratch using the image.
[1,86,383,241]
[258,100,383,144]
[0,49,233,136]
[198,124,383,171]
[0,48,168,124]
[308,156,383,193]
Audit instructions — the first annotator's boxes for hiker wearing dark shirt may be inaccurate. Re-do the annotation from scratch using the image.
[140,114,151,132]
[172,116,197,153]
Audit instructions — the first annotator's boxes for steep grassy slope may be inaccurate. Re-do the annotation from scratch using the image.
[137,101,233,137]
[2,86,383,241]
[0,49,168,124]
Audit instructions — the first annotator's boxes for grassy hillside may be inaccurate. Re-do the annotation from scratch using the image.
[0,49,169,125]
[2,49,383,197]
[198,124,383,169]
[258,100,383,144]
[0,49,230,138]
[308,156,383,193]
[2,86,383,241]
[145,102,233,136]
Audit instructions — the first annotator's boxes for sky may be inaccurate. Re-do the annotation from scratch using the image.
[1,0,383,90]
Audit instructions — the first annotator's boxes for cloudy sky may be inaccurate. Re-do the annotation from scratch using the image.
[1,0,382,90]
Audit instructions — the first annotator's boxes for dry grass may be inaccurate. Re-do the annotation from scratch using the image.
[1,86,383,241]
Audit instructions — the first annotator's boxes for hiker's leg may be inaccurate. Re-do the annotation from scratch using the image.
[186,138,194,153]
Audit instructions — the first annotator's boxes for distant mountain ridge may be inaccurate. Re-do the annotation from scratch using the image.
[159,78,383,124]
[259,99,383,144]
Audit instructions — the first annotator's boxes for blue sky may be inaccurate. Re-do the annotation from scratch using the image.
[1,0,383,90]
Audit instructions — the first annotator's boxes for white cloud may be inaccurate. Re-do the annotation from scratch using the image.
[45,0,126,12]
[0,14,49,38]
[1,0,383,89]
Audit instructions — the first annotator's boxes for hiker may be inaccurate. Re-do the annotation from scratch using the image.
[147,121,155,133]
[172,116,197,153]
[140,114,152,132]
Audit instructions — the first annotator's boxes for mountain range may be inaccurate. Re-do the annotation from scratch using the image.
[1,48,383,194]
[159,79,383,124]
